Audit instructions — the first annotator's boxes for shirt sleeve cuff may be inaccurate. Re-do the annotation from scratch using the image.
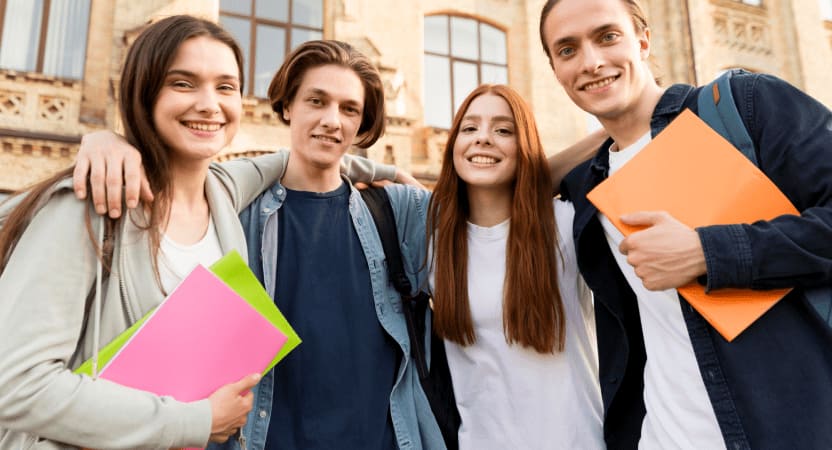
[697,224,754,291]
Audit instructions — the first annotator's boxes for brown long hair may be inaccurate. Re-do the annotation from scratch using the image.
[427,84,565,353]
[0,15,244,276]
[268,40,385,149]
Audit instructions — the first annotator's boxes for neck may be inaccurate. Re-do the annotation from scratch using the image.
[281,156,344,192]
[466,185,512,227]
[601,82,665,151]
[164,160,210,244]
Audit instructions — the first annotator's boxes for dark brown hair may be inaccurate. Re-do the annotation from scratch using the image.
[267,40,385,149]
[539,0,649,62]
[427,84,565,353]
[0,15,244,275]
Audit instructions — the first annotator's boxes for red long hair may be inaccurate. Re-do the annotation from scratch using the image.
[427,84,565,353]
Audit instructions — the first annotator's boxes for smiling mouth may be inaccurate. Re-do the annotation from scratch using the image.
[468,155,500,164]
[313,135,341,144]
[581,75,620,91]
[182,121,223,132]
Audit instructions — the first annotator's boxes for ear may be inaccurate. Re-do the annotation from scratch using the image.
[639,27,651,60]
[282,105,290,122]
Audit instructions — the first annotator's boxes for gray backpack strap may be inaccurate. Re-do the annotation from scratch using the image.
[697,69,757,166]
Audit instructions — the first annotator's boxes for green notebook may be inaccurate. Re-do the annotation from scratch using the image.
[76,250,301,376]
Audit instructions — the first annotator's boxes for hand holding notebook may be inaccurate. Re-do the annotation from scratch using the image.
[586,109,799,341]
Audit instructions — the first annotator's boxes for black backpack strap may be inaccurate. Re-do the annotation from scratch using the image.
[359,187,430,378]
[360,186,461,449]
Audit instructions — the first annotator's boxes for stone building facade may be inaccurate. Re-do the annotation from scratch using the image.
[1,0,831,194]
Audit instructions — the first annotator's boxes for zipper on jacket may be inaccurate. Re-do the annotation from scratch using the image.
[237,432,247,450]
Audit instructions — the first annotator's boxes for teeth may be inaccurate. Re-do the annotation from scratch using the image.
[184,122,221,132]
[315,135,339,143]
[470,155,498,164]
[583,76,616,90]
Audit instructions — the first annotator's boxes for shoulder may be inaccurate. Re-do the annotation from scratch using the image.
[561,156,596,202]
[383,184,431,211]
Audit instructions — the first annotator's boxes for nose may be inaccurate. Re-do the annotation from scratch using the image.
[195,87,220,115]
[320,104,341,130]
[580,44,604,74]
[474,128,491,146]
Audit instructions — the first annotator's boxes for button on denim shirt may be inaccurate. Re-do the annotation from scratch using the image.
[207,179,444,450]
[562,72,832,450]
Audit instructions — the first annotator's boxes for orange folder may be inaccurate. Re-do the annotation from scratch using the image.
[586,109,799,341]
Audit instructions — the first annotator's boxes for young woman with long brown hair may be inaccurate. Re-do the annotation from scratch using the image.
[427,84,602,448]
[0,15,284,449]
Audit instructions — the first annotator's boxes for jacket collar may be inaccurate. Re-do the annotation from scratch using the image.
[651,84,695,137]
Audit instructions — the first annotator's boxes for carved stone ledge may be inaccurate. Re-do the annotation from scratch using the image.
[712,7,772,55]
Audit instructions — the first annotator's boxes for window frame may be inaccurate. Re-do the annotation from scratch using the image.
[0,0,90,80]
[423,13,508,129]
[220,0,324,98]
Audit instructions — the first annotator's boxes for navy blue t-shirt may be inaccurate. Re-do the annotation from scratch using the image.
[266,182,398,449]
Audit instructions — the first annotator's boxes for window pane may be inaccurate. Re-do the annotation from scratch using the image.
[220,15,251,80]
[256,0,288,22]
[741,0,761,5]
[479,23,506,65]
[450,17,477,59]
[424,15,448,55]
[292,0,323,28]
[821,0,832,20]
[255,25,285,98]
[291,27,322,51]
[424,55,452,128]
[481,63,507,84]
[42,0,90,79]
[220,0,251,15]
[452,61,477,117]
[0,0,44,72]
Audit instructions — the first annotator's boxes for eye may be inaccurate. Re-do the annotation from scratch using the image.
[495,127,514,136]
[307,97,323,106]
[601,32,619,43]
[170,80,193,89]
[344,105,361,116]
[460,125,477,133]
[217,83,239,92]
[557,46,575,58]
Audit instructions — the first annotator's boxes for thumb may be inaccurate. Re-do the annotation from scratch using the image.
[620,210,666,227]
[232,373,261,393]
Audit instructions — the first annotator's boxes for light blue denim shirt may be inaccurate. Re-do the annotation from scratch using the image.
[209,179,444,450]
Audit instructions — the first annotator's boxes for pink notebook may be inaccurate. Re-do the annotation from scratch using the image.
[99,265,287,402]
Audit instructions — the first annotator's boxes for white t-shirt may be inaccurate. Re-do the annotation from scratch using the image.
[158,217,223,294]
[430,200,603,450]
[600,132,724,449]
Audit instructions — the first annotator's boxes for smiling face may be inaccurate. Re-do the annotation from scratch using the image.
[152,36,242,165]
[452,93,519,192]
[282,64,365,172]
[542,0,652,121]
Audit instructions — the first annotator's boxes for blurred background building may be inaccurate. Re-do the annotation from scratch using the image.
[1,0,831,198]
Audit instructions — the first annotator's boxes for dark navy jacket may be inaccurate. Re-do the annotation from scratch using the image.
[561,72,832,450]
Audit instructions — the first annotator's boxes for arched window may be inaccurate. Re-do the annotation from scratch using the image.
[423,14,507,129]
[0,0,91,79]
[220,0,323,98]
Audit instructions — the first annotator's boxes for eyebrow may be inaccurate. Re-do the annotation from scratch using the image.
[165,69,239,82]
[553,23,617,47]
[462,114,515,123]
